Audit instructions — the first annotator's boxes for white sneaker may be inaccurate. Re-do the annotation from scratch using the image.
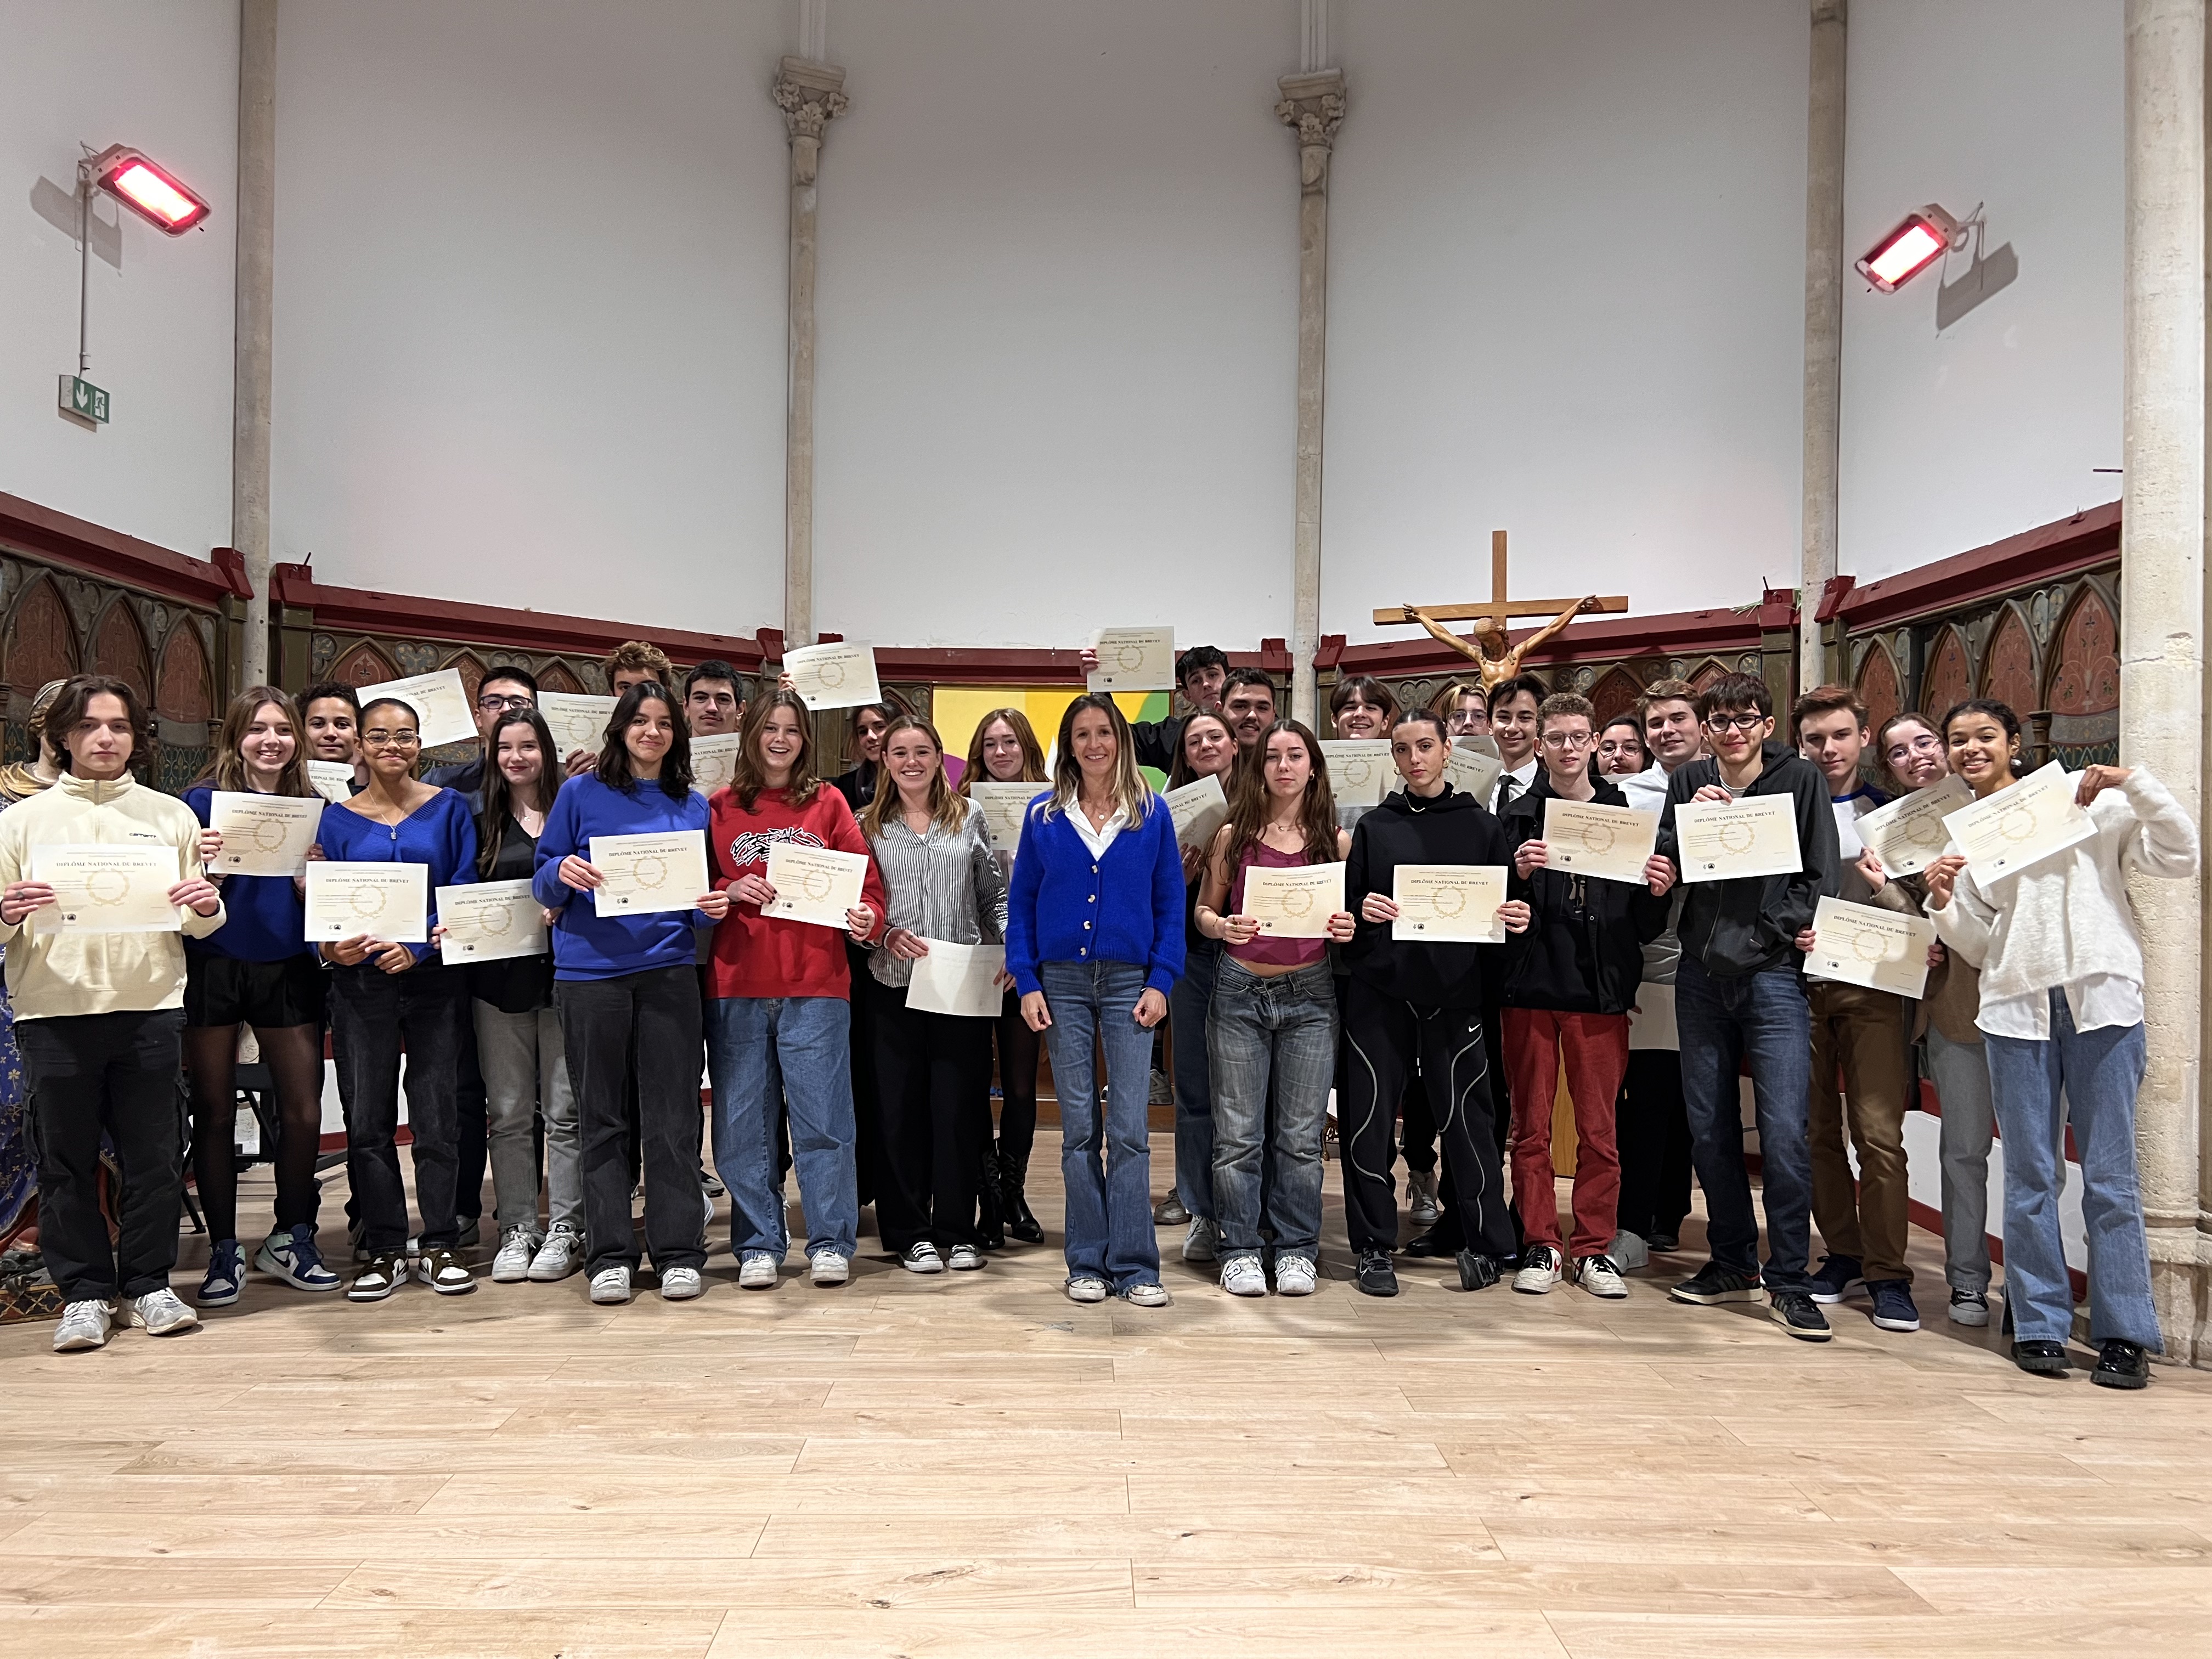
[659,1266,704,1301]
[900,1242,945,1274]
[1513,1245,1562,1295]
[1121,1282,1170,1307]
[1576,1254,1629,1299]
[701,1188,716,1231]
[947,1244,984,1271]
[527,1225,586,1282]
[1607,1230,1651,1272]
[1221,1256,1268,1297]
[738,1251,780,1289]
[123,1288,200,1336]
[1409,1169,1442,1226]
[1181,1217,1219,1263]
[1275,1255,1318,1296]
[52,1299,114,1352]
[810,1251,850,1286]
[589,1266,633,1305]
[1065,1276,1109,1304]
[492,1227,540,1284]
[416,1248,476,1295]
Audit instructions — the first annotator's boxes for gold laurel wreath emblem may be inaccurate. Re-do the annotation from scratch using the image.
[1113,642,1146,673]
[800,868,834,901]
[84,870,131,907]
[1429,886,1467,918]
[1997,805,2038,844]
[817,659,847,689]
[1718,821,1756,855]
[633,855,668,890]
[1280,888,1314,917]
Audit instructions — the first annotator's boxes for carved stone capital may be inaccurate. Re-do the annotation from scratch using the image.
[774,57,848,183]
[1276,70,1345,190]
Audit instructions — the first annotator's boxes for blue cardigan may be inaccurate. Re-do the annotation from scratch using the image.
[1005,794,1186,998]
[531,774,714,981]
[314,789,478,966]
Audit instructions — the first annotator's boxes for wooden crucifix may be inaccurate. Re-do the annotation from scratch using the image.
[1374,530,1628,692]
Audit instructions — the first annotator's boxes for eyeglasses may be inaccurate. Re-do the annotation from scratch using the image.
[1539,731,1593,750]
[362,731,421,749]
[1596,739,1642,755]
[1703,712,1769,733]
[1884,734,1944,764]
[477,693,534,712]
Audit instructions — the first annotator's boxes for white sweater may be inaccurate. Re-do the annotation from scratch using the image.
[1930,769,2197,1036]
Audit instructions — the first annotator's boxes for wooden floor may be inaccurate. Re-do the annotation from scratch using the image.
[3,1139,2209,1658]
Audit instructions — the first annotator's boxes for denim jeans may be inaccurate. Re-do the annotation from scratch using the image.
[1675,956,1814,1292]
[474,1001,580,1235]
[1924,1025,1994,1294]
[328,962,467,1254]
[1206,957,1335,1262]
[1037,959,1160,1290]
[1984,994,2159,1350]
[1169,939,1220,1221]
[707,995,860,1260]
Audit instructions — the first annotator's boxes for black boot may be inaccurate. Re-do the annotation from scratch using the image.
[1000,1149,1044,1244]
[977,1144,1007,1250]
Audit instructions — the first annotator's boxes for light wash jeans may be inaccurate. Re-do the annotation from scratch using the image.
[1984,992,2159,1350]
[473,1001,580,1235]
[706,996,860,1261]
[1037,960,1161,1291]
[1923,1025,1994,1294]
[1168,940,1219,1221]
[1206,957,1335,1263]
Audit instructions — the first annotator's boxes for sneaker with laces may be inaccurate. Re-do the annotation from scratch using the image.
[1457,1250,1502,1291]
[1948,1287,1991,1328]
[125,1288,200,1336]
[1275,1255,1318,1296]
[1606,1230,1650,1271]
[348,1251,407,1302]
[1867,1279,1920,1331]
[738,1251,780,1289]
[528,1225,586,1282]
[1121,1281,1169,1307]
[659,1265,704,1300]
[1355,1250,1398,1297]
[416,1248,476,1296]
[1181,1217,1219,1263]
[810,1250,850,1286]
[590,1265,633,1305]
[946,1244,984,1271]
[1669,1261,1765,1305]
[1576,1254,1629,1299]
[1065,1276,1110,1304]
[1807,1253,1864,1305]
[1408,1169,1442,1226]
[198,1240,245,1307]
[900,1242,946,1274]
[701,1188,716,1231]
[491,1227,540,1284]
[1220,1256,1267,1296]
[1153,1193,1190,1226]
[52,1299,114,1352]
[1513,1244,1562,1295]
[1769,1288,1833,1341]
[255,1224,341,1293]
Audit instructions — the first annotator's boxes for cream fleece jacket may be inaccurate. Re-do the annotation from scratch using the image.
[0,772,225,1019]
[1929,769,2197,1016]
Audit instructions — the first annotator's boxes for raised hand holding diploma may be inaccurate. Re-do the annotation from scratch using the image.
[1804,896,1936,998]
[1673,794,1802,883]
[1854,774,1970,877]
[306,760,356,803]
[1391,864,1508,942]
[29,845,186,933]
[782,642,882,711]
[1319,741,1394,809]
[1940,760,2100,881]
[690,733,742,796]
[1240,861,1346,939]
[1085,628,1175,692]
[208,792,321,877]
[304,861,429,943]
[535,692,618,761]
[351,668,475,750]
[1538,798,1658,884]
[966,782,1042,854]
[589,830,710,917]
[762,842,870,928]
[1444,741,1503,804]
[1161,773,1228,853]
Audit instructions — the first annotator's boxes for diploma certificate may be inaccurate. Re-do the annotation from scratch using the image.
[1805,896,1934,999]
[1939,761,2099,881]
[307,761,356,803]
[31,844,181,934]
[590,831,710,918]
[764,842,870,928]
[1392,864,1507,943]
[966,782,1042,854]
[1854,774,1971,877]
[782,642,882,711]
[208,791,320,878]
[1674,795,1803,883]
[1445,741,1504,805]
[437,879,548,966]
[1241,861,1345,939]
[1540,798,1658,885]
[690,733,743,797]
[535,691,618,759]
[1162,772,1228,853]
[1320,740,1395,809]
[905,939,1007,1018]
[1086,627,1176,693]
[304,861,428,943]
[353,668,475,751]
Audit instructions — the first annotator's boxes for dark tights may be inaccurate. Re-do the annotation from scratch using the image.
[993,994,1040,1165]
[183,1023,325,1242]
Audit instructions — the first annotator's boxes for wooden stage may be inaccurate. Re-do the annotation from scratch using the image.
[2,1137,2208,1657]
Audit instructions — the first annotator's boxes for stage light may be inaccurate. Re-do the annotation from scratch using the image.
[1855,205,1965,294]
[87,145,211,235]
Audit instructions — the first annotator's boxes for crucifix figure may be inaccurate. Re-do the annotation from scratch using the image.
[1375,530,1628,693]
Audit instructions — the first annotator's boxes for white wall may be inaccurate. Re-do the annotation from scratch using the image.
[0,0,236,556]
[1322,1,1810,645]
[1838,0,2123,582]
[270,0,791,633]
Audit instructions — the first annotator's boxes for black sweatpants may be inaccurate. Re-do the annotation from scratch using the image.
[1615,1047,1694,1240]
[20,1008,188,1304]
[1338,979,1514,1260]
[557,965,706,1276]
[867,975,992,1253]
[328,963,468,1254]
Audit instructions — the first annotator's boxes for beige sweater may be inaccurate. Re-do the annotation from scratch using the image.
[0,772,225,1019]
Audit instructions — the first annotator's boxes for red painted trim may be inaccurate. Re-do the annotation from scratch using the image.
[1813,574,1857,624]
[844,640,1293,687]
[1334,603,1774,676]
[1835,502,2121,631]
[0,491,252,605]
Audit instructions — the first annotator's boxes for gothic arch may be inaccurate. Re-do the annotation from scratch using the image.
[2045,584,2120,716]
[4,575,80,693]
[91,599,155,701]
[1980,603,2038,718]
[1854,640,1901,741]
[1921,626,1971,719]
[156,623,215,726]
[1588,666,1642,729]
[330,639,398,687]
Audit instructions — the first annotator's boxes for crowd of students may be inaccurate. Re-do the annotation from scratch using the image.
[0,635,2191,1391]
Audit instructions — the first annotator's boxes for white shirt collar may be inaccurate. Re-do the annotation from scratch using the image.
[1069,804,1128,861]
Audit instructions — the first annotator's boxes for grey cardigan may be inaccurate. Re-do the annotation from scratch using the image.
[864,797,1009,989]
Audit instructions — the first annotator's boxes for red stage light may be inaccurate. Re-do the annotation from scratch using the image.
[89,146,211,234]
[1855,206,1961,294]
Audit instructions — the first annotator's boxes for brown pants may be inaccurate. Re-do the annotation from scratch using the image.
[1806,980,1913,1284]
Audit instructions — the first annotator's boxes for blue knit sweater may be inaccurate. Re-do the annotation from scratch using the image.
[1005,795,1186,997]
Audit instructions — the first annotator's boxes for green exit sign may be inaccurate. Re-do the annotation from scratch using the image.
[58,374,110,426]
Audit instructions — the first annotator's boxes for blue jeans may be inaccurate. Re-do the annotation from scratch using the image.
[1207,958,1335,1262]
[1675,956,1814,1292]
[1984,994,2158,1350]
[706,996,860,1260]
[1037,960,1160,1290]
[1169,940,1219,1221]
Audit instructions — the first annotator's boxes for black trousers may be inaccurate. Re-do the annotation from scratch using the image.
[20,1009,188,1303]
[867,975,992,1252]
[452,1013,488,1222]
[1615,1047,1694,1240]
[992,987,1040,1166]
[846,941,883,1208]
[557,965,705,1276]
[1338,979,1514,1260]
[329,963,468,1253]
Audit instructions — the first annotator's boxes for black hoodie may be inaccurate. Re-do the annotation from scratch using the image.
[1499,770,1669,1013]
[1342,783,1513,1009]
[1655,738,1837,979]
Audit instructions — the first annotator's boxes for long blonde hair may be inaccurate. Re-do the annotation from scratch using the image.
[1042,694,1152,825]
[196,687,314,797]
[860,716,972,840]
[958,707,1046,793]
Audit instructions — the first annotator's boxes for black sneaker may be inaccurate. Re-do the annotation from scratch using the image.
[1806,1254,1864,1304]
[1645,1230,1680,1252]
[1866,1278,1920,1332]
[1668,1261,1764,1305]
[1400,1229,1453,1259]
[2012,1339,2070,1376]
[1355,1250,1398,1297]
[1455,1250,1500,1291]
[1768,1289,1832,1341]
[2091,1338,2151,1390]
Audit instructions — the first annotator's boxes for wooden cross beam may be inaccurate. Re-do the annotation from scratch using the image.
[1372,530,1628,630]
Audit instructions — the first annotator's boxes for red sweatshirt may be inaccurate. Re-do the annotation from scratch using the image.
[708,784,888,1000]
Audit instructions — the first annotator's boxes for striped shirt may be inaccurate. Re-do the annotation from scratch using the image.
[865,797,1009,989]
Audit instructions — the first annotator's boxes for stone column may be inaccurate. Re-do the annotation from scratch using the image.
[1797,0,1846,696]
[233,0,278,689]
[1277,70,1344,727]
[774,58,847,650]
[2119,0,2207,1366]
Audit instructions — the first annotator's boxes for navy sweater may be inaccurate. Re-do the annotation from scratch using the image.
[531,774,714,981]
[314,789,478,966]
[184,784,314,963]
[1005,794,1186,998]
